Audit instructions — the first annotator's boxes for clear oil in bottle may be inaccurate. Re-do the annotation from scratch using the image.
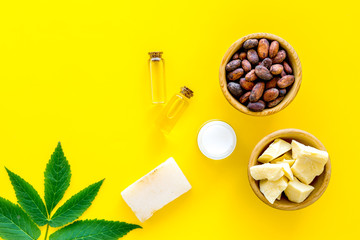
[157,86,194,134]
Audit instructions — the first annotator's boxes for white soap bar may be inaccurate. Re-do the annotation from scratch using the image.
[121,157,192,222]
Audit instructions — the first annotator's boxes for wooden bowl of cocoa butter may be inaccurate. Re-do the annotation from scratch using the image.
[219,33,302,116]
[248,129,331,210]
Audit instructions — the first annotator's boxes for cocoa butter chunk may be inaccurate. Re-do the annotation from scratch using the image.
[227,82,243,98]
[225,59,241,72]
[255,65,273,80]
[243,39,259,49]
[247,100,265,112]
[227,68,244,81]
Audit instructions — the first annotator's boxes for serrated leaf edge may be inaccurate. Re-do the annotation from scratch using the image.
[44,142,72,214]
[0,196,41,240]
[49,219,141,240]
[49,179,104,227]
[5,168,48,226]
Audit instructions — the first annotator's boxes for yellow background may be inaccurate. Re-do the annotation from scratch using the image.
[0,0,359,239]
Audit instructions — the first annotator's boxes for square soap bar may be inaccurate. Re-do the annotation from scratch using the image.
[121,157,192,222]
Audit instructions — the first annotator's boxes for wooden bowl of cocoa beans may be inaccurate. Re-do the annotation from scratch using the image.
[248,129,331,210]
[219,33,302,116]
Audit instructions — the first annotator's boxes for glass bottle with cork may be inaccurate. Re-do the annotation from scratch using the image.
[157,86,194,134]
[149,52,166,104]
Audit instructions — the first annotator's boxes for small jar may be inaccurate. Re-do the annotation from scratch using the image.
[197,120,237,160]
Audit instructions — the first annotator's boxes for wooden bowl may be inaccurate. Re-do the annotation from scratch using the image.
[248,129,331,210]
[219,33,302,116]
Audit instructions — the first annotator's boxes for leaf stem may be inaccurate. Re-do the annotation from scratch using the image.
[44,223,50,240]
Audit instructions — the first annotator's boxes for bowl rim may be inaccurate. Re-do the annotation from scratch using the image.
[219,32,302,116]
[247,128,331,210]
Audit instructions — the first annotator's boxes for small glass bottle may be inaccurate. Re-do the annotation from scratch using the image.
[149,52,165,104]
[157,86,194,134]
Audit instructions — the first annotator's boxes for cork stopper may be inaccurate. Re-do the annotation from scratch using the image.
[148,51,163,58]
[180,86,194,99]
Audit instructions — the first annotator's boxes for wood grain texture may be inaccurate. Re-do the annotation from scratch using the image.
[247,129,331,210]
[219,33,302,116]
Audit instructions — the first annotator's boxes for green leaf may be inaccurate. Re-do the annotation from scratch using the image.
[0,197,41,240]
[49,219,141,240]
[5,168,48,226]
[49,179,104,227]
[44,142,71,214]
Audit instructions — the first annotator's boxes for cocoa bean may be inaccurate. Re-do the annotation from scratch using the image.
[247,49,259,65]
[239,91,251,104]
[257,39,269,59]
[232,52,239,60]
[249,82,265,102]
[283,61,293,74]
[245,69,258,82]
[270,64,284,75]
[247,100,265,112]
[226,59,241,72]
[265,77,279,89]
[279,88,287,97]
[267,96,284,108]
[239,52,247,60]
[255,65,273,80]
[241,59,252,72]
[277,75,295,88]
[269,41,279,58]
[240,78,255,91]
[261,58,272,69]
[227,68,244,81]
[272,49,286,64]
[243,39,258,49]
[227,82,243,98]
[263,88,279,102]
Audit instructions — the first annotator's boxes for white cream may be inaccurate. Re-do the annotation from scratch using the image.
[197,121,236,160]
